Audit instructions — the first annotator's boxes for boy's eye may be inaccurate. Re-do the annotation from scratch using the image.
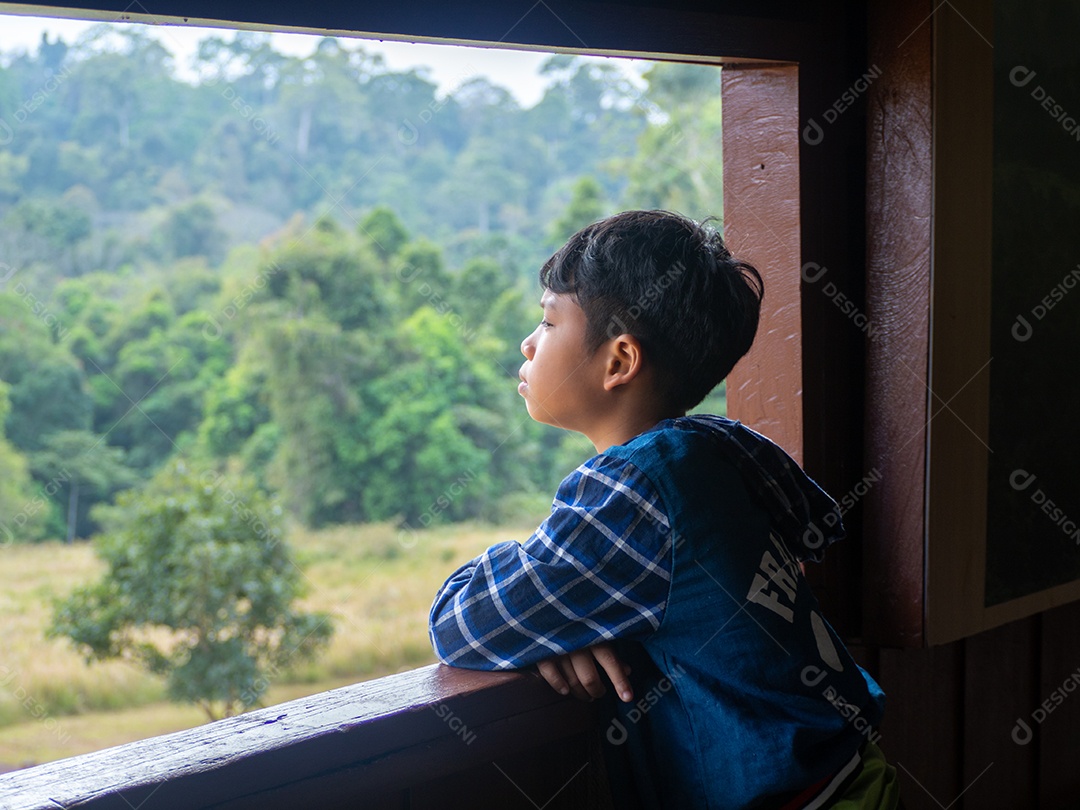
[540,319,553,328]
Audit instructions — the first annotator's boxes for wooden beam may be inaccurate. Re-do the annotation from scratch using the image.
[0,0,810,63]
[863,0,933,647]
[722,64,803,463]
[0,665,592,809]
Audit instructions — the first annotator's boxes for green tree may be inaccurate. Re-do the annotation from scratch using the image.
[29,430,135,543]
[359,205,409,261]
[549,175,606,246]
[254,312,378,526]
[197,359,271,459]
[88,293,230,471]
[158,197,227,262]
[623,62,724,219]
[364,307,509,524]
[0,381,46,543]
[532,55,643,174]
[260,226,390,331]
[50,461,333,720]
[641,62,720,112]
[0,152,29,203]
[0,295,94,453]
[454,257,514,329]
[392,239,453,315]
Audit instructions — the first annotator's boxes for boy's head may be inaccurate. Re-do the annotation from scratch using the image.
[538,210,764,414]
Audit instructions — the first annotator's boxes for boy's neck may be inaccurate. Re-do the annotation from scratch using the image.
[589,407,685,454]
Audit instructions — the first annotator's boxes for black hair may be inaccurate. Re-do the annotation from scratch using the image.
[539,209,764,412]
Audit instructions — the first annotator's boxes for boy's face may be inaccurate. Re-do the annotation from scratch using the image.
[518,291,609,434]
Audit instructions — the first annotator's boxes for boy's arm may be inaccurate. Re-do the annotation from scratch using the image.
[429,455,673,670]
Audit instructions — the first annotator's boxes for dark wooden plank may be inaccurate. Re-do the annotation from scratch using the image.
[8,0,812,63]
[410,732,600,810]
[862,0,934,648]
[959,618,1038,809]
[1037,599,1080,808]
[847,644,880,684]
[921,0,994,647]
[207,689,594,808]
[0,665,591,810]
[877,643,961,810]
[791,1,874,642]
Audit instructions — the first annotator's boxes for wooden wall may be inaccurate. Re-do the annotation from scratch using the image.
[855,3,1080,803]
[853,599,1080,809]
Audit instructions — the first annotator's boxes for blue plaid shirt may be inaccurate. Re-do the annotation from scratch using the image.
[429,416,885,809]
[428,415,845,670]
[429,453,675,669]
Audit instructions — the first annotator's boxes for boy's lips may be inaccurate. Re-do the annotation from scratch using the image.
[518,369,528,395]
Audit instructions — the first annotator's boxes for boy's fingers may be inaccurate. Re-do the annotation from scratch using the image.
[570,652,606,699]
[560,656,593,701]
[591,644,634,703]
[536,658,571,696]
[537,655,593,702]
[535,646,634,703]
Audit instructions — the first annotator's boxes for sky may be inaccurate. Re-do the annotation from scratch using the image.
[0,11,647,107]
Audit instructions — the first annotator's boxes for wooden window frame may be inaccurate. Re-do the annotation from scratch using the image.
[865,0,1080,647]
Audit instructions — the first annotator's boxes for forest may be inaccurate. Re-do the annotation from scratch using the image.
[0,25,725,544]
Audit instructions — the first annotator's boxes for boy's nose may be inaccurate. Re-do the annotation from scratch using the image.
[521,330,536,359]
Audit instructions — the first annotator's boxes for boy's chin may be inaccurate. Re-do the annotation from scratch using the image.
[523,401,571,433]
[523,400,552,426]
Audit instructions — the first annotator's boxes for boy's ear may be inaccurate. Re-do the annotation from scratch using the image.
[602,333,645,391]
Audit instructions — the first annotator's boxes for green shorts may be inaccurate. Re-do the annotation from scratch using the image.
[828,741,901,809]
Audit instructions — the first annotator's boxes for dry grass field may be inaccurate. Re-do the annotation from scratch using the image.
[0,516,543,767]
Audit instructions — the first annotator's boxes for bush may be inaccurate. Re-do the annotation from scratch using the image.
[49,462,333,720]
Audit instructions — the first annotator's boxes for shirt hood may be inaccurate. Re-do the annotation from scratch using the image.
[680,415,845,563]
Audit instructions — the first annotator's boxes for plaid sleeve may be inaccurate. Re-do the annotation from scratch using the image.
[428,454,674,670]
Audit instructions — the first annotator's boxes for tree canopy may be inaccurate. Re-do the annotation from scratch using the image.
[0,30,725,542]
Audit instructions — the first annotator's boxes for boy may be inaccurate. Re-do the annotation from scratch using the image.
[429,210,900,809]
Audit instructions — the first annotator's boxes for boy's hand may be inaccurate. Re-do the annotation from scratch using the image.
[536,643,634,703]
